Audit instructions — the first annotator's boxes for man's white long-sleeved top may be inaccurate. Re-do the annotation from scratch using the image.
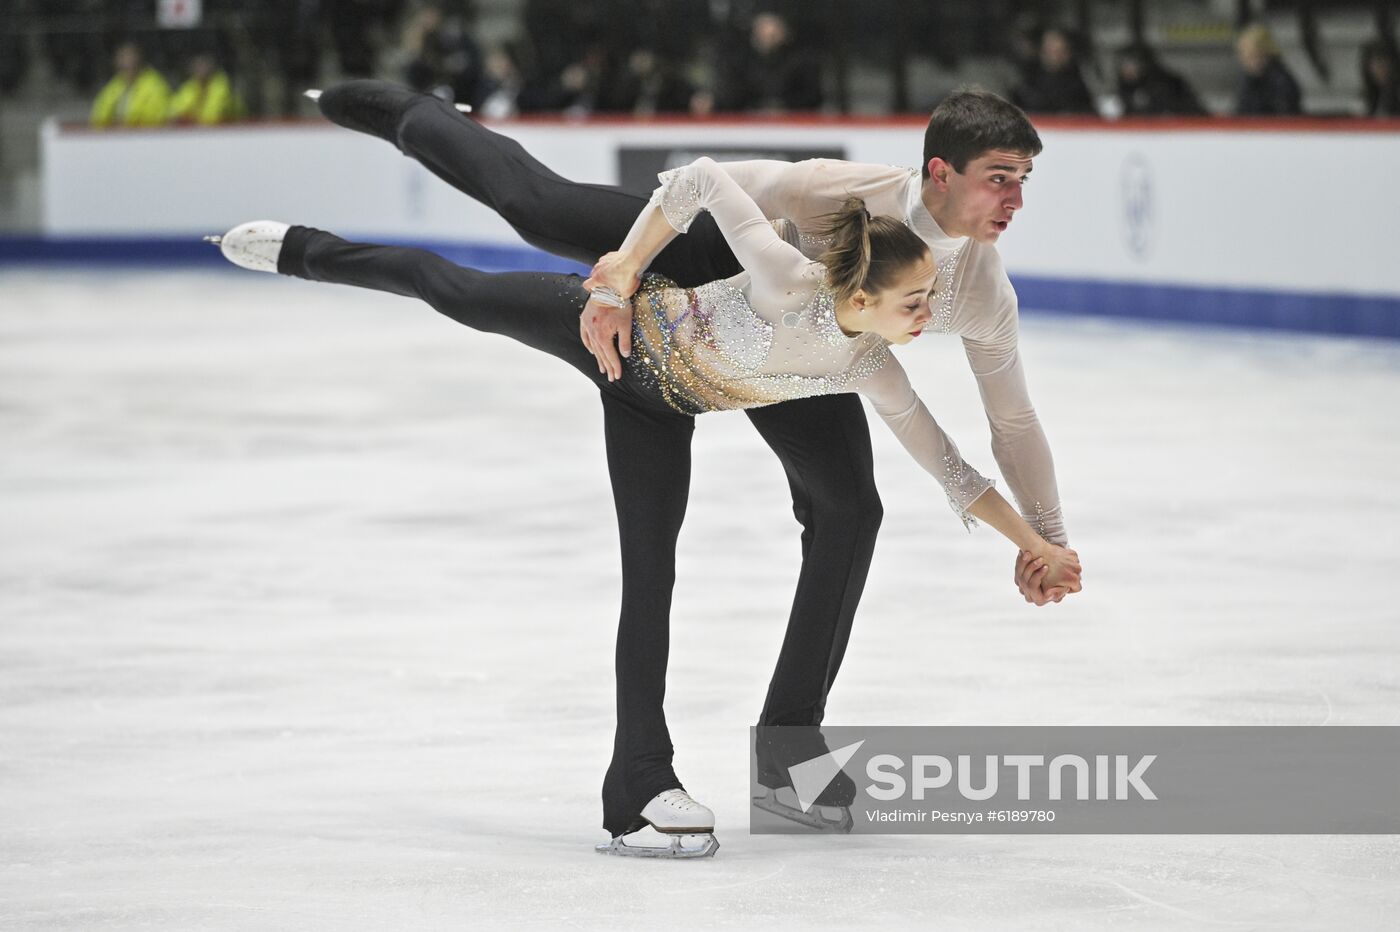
[618,156,1066,544]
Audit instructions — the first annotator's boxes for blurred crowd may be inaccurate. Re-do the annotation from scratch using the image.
[89,41,245,127]
[1006,18,1398,119]
[2,0,1398,126]
[343,0,831,119]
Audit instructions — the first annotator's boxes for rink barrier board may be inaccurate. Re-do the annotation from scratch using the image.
[3,235,1395,340]
[39,116,1400,303]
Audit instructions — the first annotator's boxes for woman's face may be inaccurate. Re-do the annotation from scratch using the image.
[854,254,937,345]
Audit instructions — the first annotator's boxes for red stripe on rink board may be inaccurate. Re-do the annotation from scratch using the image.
[52,116,1400,135]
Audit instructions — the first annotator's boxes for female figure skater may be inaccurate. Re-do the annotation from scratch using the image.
[211,155,1081,858]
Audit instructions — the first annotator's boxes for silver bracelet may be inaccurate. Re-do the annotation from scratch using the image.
[591,285,626,308]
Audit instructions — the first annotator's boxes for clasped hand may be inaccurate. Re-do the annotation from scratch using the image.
[1015,546,1083,606]
[579,251,641,382]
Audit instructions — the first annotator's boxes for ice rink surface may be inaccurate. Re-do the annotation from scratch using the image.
[3,266,1399,930]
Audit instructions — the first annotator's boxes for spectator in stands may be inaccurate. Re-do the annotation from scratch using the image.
[170,53,245,125]
[44,0,106,94]
[1114,44,1204,116]
[327,0,404,79]
[524,0,608,89]
[514,42,611,115]
[395,3,487,107]
[266,0,322,116]
[601,48,695,116]
[1005,13,1045,88]
[1361,41,1400,117]
[477,44,525,119]
[714,12,824,113]
[90,41,171,128]
[1012,26,1096,115]
[1,25,27,95]
[1234,24,1302,116]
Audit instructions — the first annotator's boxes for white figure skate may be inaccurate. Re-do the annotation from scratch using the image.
[204,221,289,273]
[595,789,719,859]
[752,784,854,834]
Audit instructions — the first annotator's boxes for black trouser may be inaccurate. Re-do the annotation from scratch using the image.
[280,227,696,834]
[330,89,885,828]
[385,92,884,716]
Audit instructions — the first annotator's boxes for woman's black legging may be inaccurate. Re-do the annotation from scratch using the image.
[280,226,693,835]
[371,90,884,737]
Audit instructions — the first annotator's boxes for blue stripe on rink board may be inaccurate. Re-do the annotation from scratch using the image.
[1011,275,1400,340]
[0,235,591,275]
[2,235,1396,339]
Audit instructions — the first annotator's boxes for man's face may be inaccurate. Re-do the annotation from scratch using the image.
[934,150,1034,244]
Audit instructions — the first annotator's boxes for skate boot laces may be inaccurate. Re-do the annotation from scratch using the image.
[656,788,701,812]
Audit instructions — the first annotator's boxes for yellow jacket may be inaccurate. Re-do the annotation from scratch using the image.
[170,72,246,125]
[91,68,172,127]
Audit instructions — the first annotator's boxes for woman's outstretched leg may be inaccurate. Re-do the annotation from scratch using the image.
[264,224,604,383]
[597,391,696,837]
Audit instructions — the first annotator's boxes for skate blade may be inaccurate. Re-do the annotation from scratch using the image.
[752,787,854,834]
[303,87,472,113]
[595,832,719,859]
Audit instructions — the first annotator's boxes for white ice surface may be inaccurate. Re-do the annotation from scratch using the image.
[2,267,1399,930]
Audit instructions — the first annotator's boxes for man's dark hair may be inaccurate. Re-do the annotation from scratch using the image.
[922,88,1043,179]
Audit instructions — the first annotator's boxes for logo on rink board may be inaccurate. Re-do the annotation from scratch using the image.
[157,0,202,29]
[750,726,1400,834]
[1121,152,1154,260]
